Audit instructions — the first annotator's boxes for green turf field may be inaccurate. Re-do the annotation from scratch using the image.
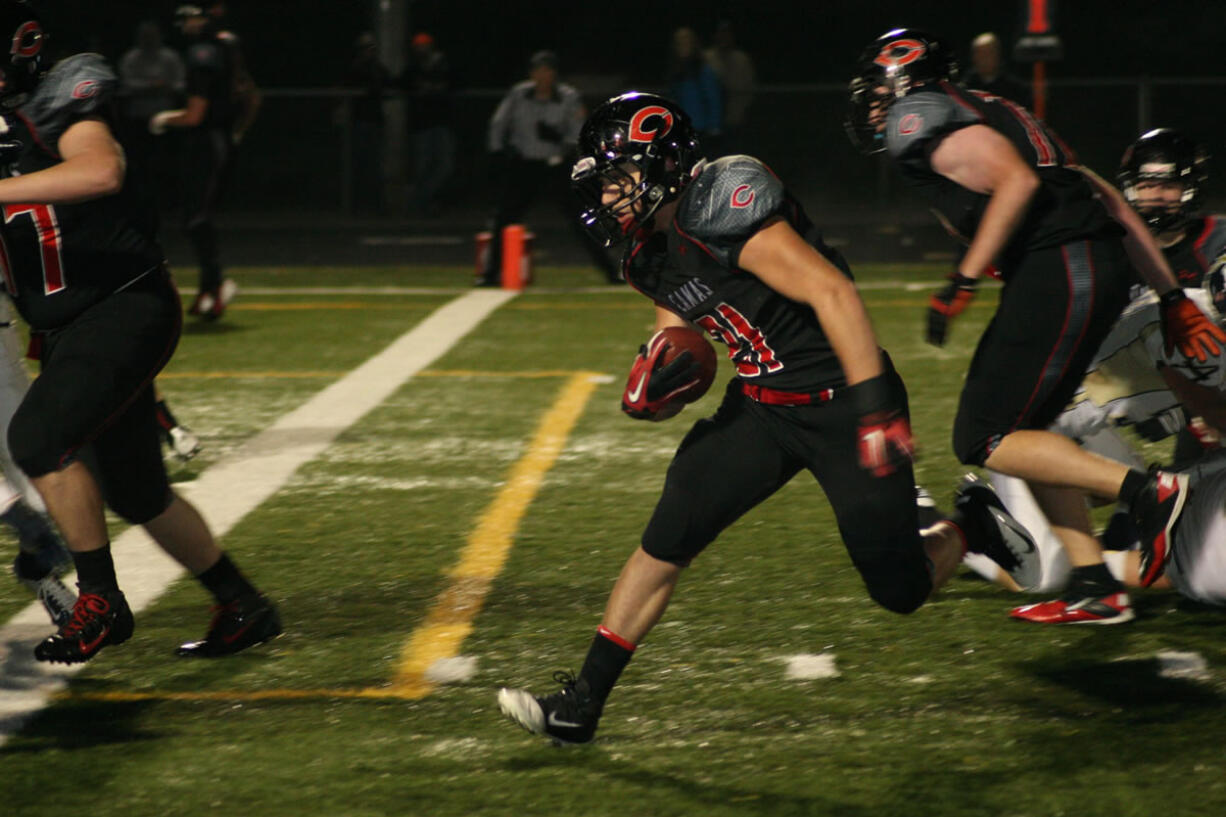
[1,264,1222,817]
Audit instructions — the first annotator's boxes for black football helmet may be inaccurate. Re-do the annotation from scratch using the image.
[1117,128,1209,233]
[0,0,45,102]
[571,91,701,247]
[845,28,959,154]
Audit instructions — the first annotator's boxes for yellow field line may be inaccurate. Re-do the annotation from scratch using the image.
[389,371,600,697]
[60,371,602,705]
[157,369,593,379]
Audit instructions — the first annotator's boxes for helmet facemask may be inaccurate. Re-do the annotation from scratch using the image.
[845,75,895,155]
[572,157,668,248]
[572,92,700,248]
[1118,129,1208,234]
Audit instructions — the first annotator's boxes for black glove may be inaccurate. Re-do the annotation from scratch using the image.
[622,335,701,420]
[926,272,978,346]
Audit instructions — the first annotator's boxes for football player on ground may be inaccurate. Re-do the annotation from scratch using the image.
[0,1,280,663]
[497,92,1040,745]
[846,29,1226,623]
[969,281,1226,616]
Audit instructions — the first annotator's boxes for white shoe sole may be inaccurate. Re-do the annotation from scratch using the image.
[497,687,545,735]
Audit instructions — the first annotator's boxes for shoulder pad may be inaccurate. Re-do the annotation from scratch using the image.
[23,54,116,138]
[676,156,785,253]
[886,90,979,161]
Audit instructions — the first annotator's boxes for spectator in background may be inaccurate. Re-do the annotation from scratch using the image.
[403,32,455,217]
[480,50,619,286]
[668,27,722,155]
[117,20,184,213]
[343,31,389,214]
[963,32,1032,109]
[703,20,755,153]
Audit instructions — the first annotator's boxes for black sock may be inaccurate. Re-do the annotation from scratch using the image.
[195,553,258,605]
[73,544,119,594]
[949,506,987,553]
[578,626,636,706]
[1066,563,1123,597]
[1118,468,1150,506]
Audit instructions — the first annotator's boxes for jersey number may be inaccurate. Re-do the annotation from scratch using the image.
[696,303,783,377]
[0,204,67,296]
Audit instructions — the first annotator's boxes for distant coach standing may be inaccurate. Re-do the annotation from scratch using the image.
[479,50,619,286]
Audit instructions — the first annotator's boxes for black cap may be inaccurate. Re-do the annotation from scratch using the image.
[529,50,558,70]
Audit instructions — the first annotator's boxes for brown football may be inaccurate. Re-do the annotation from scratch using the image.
[658,326,718,404]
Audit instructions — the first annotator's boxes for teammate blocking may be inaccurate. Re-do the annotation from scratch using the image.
[0,0,279,664]
[497,92,1039,745]
[846,28,1226,622]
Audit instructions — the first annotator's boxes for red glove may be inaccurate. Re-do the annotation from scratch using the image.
[846,373,914,477]
[1160,288,1226,363]
[621,331,700,421]
[926,272,978,346]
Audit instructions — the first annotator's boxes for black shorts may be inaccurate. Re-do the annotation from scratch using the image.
[642,362,932,614]
[953,238,1132,465]
[8,269,182,523]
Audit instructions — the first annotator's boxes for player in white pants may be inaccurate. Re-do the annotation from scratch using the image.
[969,282,1226,619]
[0,297,76,624]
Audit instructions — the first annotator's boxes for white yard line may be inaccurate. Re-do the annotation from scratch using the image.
[0,288,516,743]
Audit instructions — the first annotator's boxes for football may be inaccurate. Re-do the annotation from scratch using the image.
[658,326,718,404]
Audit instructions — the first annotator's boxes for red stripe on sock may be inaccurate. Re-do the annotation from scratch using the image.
[597,625,636,652]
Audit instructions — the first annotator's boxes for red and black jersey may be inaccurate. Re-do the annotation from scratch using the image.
[624,155,853,392]
[0,54,164,330]
[1165,214,1226,288]
[886,82,1121,272]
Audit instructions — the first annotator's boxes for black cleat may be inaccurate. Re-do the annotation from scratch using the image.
[498,671,602,746]
[1131,469,1189,587]
[34,590,134,664]
[176,594,282,657]
[954,474,1041,590]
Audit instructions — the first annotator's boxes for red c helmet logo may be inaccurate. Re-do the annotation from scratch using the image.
[730,184,755,208]
[628,106,674,143]
[873,39,925,69]
[11,21,43,59]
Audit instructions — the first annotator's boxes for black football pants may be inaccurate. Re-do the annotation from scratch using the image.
[641,372,932,615]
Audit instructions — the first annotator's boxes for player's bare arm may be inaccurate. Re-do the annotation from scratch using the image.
[739,216,883,385]
[1159,365,1226,433]
[929,125,1039,280]
[0,117,123,205]
[652,304,690,332]
[150,94,209,133]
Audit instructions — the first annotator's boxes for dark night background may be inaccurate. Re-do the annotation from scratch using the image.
[29,1,1226,221]
[40,0,1225,87]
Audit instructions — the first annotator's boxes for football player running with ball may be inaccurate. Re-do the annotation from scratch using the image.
[497,92,1039,745]
[0,1,280,664]
[846,29,1226,622]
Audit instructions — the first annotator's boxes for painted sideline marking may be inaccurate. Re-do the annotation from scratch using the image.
[46,372,602,705]
[0,288,516,743]
[391,372,601,698]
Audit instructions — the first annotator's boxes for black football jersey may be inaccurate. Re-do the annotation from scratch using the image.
[1,54,164,330]
[1165,214,1226,288]
[886,81,1121,270]
[185,34,238,130]
[624,155,852,391]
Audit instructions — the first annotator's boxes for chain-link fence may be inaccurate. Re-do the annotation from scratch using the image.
[224,78,1226,220]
